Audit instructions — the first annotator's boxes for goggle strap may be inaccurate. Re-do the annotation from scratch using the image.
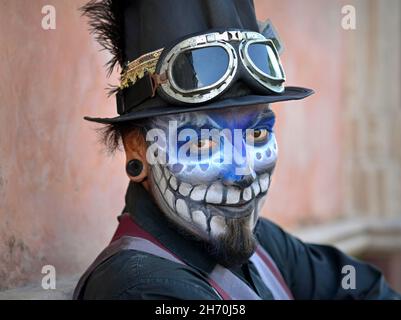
[259,19,284,55]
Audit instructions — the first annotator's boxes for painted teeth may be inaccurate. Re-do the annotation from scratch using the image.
[163,167,171,180]
[155,166,272,239]
[249,209,258,230]
[255,195,266,226]
[251,180,260,197]
[242,186,252,201]
[210,215,226,237]
[259,174,270,192]
[257,195,267,215]
[206,183,223,204]
[191,185,207,201]
[169,176,178,190]
[176,199,190,221]
[226,188,241,204]
[164,189,175,210]
[153,165,162,181]
[192,210,207,231]
[179,182,192,196]
[160,176,167,193]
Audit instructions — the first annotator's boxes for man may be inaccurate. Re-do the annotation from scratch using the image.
[74,0,400,299]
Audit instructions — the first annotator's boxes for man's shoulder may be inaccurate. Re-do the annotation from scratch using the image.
[254,217,303,282]
[255,217,293,251]
[83,249,219,300]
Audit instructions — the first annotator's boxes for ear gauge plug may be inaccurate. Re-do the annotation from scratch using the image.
[126,159,144,177]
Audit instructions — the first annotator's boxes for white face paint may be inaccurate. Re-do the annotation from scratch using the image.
[146,104,278,242]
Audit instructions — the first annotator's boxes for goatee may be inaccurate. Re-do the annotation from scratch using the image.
[206,215,257,268]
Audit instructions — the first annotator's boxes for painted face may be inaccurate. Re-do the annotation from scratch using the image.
[145,104,277,266]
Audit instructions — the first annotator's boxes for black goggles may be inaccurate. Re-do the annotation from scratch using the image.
[117,30,286,114]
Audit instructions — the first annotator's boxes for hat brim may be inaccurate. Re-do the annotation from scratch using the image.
[84,86,314,124]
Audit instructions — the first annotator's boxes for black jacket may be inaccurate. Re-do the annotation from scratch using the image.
[81,183,400,300]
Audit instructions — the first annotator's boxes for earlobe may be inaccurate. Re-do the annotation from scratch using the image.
[123,130,149,184]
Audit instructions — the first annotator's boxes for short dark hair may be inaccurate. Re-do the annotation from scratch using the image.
[97,120,148,154]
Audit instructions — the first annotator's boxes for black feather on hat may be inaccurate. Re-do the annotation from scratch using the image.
[80,0,314,124]
[81,0,125,76]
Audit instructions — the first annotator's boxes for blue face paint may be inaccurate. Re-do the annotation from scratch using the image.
[145,104,278,240]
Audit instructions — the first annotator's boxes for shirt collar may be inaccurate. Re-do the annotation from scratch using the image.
[123,182,218,274]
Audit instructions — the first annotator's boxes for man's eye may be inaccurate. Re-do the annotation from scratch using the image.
[246,129,269,144]
[191,139,216,152]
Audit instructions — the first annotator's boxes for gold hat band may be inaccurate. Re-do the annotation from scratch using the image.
[120,48,164,89]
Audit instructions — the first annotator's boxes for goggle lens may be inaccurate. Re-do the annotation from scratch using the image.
[172,46,229,91]
[247,43,283,79]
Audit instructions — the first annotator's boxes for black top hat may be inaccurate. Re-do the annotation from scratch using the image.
[81,0,314,124]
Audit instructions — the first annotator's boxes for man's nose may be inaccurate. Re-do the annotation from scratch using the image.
[220,138,257,188]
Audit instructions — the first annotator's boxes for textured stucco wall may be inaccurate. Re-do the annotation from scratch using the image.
[0,0,399,291]
[0,0,126,289]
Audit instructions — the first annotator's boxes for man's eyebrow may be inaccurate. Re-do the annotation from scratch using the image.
[175,108,275,130]
[248,108,276,128]
[176,114,223,130]
[260,107,276,119]
[155,112,208,130]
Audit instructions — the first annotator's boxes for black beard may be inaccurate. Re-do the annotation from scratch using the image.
[205,215,257,268]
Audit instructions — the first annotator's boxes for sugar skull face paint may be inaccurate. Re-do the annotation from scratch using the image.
[145,104,278,266]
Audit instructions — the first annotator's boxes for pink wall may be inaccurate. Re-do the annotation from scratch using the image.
[0,0,350,289]
[255,0,346,227]
[0,0,126,289]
